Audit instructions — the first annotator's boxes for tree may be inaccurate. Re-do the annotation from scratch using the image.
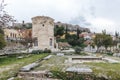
[66,34,77,40]
[103,34,113,50]
[0,0,15,28]
[0,0,15,49]
[94,33,103,51]
[0,25,6,49]
[75,46,82,54]
[65,25,68,35]
[102,29,106,35]
[66,34,86,48]
[54,25,64,37]
[115,31,119,38]
[94,33,113,52]
[77,28,82,39]
[0,28,4,34]
[114,31,120,48]
[0,33,6,49]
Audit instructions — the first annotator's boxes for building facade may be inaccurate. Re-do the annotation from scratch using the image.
[32,16,55,50]
[4,28,21,41]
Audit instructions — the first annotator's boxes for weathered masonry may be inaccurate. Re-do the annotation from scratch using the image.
[32,16,55,50]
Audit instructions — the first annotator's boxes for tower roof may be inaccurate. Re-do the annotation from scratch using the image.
[31,16,54,21]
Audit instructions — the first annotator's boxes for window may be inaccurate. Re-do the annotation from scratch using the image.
[15,34,16,38]
[50,38,52,46]
[42,24,44,27]
[13,33,14,38]
[34,37,38,46]
[10,33,12,37]
[6,35,8,38]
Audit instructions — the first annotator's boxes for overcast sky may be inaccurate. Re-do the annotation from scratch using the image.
[4,0,120,34]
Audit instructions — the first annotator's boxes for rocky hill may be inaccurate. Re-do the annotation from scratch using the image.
[13,21,90,33]
[55,22,90,32]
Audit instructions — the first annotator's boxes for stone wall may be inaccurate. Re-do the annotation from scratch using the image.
[18,71,59,80]
[32,16,55,50]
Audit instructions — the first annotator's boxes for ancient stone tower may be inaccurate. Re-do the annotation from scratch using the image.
[32,16,55,50]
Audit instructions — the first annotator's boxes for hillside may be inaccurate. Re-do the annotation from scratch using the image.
[55,22,90,32]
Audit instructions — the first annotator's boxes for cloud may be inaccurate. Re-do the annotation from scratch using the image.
[5,0,81,22]
[4,0,120,33]
[88,18,119,34]
[69,15,91,27]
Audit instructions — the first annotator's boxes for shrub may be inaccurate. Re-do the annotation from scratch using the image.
[31,49,51,54]
[0,34,6,49]
[44,48,51,53]
[31,50,44,54]
[106,52,113,56]
[50,70,96,80]
[74,46,82,54]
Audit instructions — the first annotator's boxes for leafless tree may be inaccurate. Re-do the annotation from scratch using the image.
[0,0,16,28]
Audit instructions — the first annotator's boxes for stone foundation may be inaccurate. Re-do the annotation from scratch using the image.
[18,71,59,80]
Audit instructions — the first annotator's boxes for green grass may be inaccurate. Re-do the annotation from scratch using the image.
[84,63,120,80]
[0,53,48,80]
[34,55,67,71]
[9,53,120,80]
[0,56,23,66]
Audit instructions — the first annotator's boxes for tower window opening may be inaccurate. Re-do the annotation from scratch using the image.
[50,38,52,46]
[34,37,38,46]
[42,24,44,27]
